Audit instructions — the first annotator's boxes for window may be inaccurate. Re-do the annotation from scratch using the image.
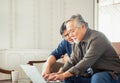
[98,0,120,42]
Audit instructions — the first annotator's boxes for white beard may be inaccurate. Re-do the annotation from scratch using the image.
[73,39,80,44]
[70,42,74,44]
[71,37,80,44]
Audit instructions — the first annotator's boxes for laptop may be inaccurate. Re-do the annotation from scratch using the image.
[21,65,61,83]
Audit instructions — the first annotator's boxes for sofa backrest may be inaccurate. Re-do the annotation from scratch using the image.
[112,42,120,58]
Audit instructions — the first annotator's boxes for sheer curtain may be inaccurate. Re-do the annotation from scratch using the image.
[98,0,120,42]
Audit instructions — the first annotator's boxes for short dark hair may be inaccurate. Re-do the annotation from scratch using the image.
[60,21,66,35]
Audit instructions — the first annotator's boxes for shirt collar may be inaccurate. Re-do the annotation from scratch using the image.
[81,28,91,43]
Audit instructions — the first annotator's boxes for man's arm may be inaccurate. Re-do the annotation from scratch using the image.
[42,55,56,76]
[62,71,73,79]
[51,40,68,60]
[60,44,76,73]
[47,70,73,81]
[42,40,70,77]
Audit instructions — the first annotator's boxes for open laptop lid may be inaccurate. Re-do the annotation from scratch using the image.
[21,65,46,83]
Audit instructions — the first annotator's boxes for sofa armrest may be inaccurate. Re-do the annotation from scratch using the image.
[27,60,46,65]
[112,42,120,59]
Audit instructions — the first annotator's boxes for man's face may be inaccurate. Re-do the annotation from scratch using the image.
[62,29,74,44]
[66,21,83,43]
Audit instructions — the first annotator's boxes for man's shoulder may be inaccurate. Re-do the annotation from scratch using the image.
[91,29,105,36]
[61,39,71,45]
[89,29,106,39]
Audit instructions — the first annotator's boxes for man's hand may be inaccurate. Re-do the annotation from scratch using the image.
[47,73,65,81]
[42,68,51,80]
[42,55,56,78]
[42,69,50,76]
[43,74,50,80]
[47,71,73,81]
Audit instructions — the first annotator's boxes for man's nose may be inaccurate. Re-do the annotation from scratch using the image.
[69,32,74,38]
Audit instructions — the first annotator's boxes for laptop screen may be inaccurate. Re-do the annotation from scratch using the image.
[21,65,61,83]
[21,65,46,83]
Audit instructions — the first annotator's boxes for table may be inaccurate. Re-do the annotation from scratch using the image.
[0,78,31,83]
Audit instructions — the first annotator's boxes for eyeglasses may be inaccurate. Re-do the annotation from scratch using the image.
[62,30,75,39]
[62,32,70,39]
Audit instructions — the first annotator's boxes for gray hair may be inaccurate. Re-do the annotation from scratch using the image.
[69,14,88,28]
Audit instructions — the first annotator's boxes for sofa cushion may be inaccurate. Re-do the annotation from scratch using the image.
[112,42,120,58]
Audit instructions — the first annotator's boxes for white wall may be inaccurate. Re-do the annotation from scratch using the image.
[0,0,94,50]
[0,0,11,49]
[0,0,94,79]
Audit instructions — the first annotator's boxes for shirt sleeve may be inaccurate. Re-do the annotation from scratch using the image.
[50,40,68,60]
[61,44,77,72]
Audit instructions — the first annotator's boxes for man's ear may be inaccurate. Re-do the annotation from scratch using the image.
[81,24,85,28]
[80,24,84,30]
